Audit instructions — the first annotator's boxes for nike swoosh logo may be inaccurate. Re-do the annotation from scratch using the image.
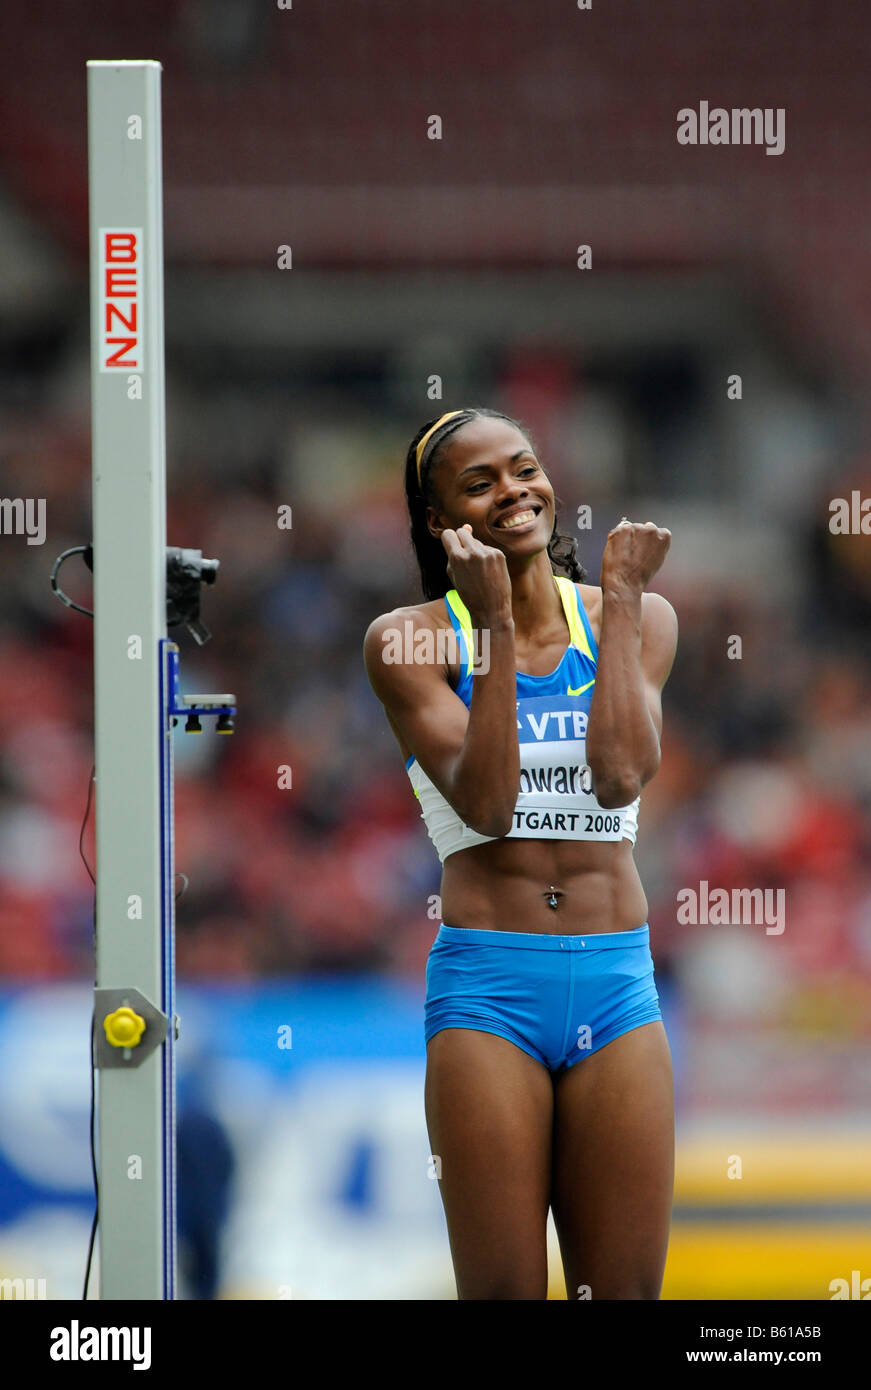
[567,679,595,696]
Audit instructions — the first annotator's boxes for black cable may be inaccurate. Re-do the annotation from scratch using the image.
[50,546,94,619]
[78,767,188,1299]
[79,764,98,1300]
[62,545,191,1295]
[83,1009,98,1300]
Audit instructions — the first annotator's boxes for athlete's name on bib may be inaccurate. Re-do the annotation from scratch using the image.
[519,763,593,795]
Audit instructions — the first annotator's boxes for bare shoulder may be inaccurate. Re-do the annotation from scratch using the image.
[641,590,678,632]
[362,598,451,697]
[363,597,449,647]
[575,581,603,641]
[640,592,678,686]
[573,580,676,629]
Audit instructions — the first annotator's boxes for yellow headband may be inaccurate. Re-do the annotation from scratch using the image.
[415,410,467,486]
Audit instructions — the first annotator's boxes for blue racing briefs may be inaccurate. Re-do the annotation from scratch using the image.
[425,922,661,1072]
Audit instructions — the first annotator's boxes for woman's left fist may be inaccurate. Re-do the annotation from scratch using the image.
[601,518,671,592]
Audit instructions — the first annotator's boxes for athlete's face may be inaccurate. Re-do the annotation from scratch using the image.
[425,417,555,556]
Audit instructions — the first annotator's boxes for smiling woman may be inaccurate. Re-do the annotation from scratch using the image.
[404,407,584,600]
[362,406,678,1300]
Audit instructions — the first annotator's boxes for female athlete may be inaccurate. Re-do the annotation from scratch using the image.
[363,407,678,1300]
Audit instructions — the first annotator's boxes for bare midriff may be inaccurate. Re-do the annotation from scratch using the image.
[438,833,649,935]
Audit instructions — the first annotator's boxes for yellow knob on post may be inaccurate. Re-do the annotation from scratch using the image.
[103,1006,146,1048]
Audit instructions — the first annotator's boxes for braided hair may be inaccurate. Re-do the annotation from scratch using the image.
[404,406,586,601]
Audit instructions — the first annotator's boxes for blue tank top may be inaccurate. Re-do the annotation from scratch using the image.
[405,575,641,863]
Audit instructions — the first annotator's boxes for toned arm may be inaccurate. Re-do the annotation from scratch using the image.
[586,588,679,809]
[363,605,520,837]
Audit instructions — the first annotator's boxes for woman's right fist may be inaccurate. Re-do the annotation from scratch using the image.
[441,524,513,624]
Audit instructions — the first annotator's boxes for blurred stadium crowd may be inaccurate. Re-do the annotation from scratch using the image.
[2,344,871,1116]
[1,0,871,1125]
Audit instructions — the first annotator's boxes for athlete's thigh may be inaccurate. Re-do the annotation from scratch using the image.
[550,1020,674,1300]
[425,1027,554,1300]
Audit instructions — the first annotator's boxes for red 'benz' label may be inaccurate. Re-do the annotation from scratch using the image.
[99,228,143,372]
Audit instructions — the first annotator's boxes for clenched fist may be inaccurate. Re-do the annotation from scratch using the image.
[601,518,671,594]
[441,523,513,625]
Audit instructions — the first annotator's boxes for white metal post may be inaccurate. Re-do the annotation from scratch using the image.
[87,59,175,1300]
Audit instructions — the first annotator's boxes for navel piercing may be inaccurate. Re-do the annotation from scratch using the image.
[543,885,564,910]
